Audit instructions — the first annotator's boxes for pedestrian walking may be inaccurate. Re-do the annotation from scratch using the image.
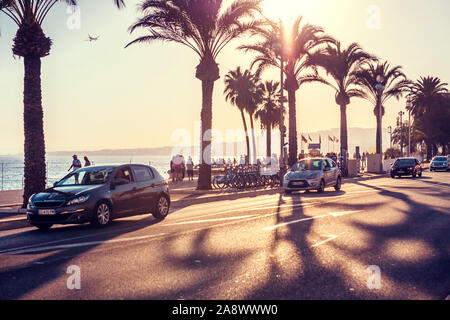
[68,155,82,184]
[186,156,194,181]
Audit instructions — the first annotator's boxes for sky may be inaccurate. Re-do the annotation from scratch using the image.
[0,0,449,155]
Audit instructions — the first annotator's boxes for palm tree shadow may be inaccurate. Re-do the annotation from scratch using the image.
[0,213,164,299]
[245,193,360,299]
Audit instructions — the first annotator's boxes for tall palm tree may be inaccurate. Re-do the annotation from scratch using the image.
[254,81,283,157]
[241,17,332,166]
[354,61,410,155]
[224,67,256,164]
[307,41,375,164]
[407,76,448,160]
[126,0,261,189]
[0,0,125,207]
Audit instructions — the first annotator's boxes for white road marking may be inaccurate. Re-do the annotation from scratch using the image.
[4,233,166,255]
[161,214,257,227]
[329,210,364,217]
[263,210,365,231]
[263,215,327,231]
[312,234,338,248]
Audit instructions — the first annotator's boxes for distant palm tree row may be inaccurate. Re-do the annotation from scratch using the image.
[1,0,448,199]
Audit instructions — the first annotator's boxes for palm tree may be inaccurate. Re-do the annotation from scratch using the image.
[407,76,448,160]
[307,41,375,164]
[254,81,283,157]
[354,61,410,155]
[0,0,125,207]
[224,67,255,164]
[126,0,261,189]
[241,17,332,166]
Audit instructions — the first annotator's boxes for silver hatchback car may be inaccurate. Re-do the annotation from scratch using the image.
[283,158,342,194]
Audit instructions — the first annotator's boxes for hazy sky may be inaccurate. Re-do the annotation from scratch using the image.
[1,0,449,154]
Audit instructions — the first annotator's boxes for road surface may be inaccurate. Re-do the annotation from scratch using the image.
[0,171,449,299]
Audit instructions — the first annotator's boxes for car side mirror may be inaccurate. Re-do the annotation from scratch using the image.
[53,182,57,187]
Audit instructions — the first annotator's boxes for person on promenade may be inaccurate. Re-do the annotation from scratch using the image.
[170,159,175,182]
[84,156,91,167]
[186,156,194,181]
[181,155,186,181]
[68,155,82,184]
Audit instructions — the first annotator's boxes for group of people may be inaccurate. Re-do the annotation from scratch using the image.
[170,154,194,182]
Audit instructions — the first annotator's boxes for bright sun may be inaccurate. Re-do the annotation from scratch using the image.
[262,0,314,22]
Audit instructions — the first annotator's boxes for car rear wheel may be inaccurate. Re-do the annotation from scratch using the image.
[391,173,396,178]
[317,180,325,193]
[153,194,170,220]
[92,202,112,227]
[334,177,342,191]
[34,223,53,231]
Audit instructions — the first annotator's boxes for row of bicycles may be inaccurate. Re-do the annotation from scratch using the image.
[212,165,281,190]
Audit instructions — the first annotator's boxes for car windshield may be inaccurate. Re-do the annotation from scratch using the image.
[433,157,447,162]
[55,167,114,186]
[291,159,322,171]
[395,159,415,166]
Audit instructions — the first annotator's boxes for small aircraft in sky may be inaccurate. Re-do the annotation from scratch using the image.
[85,34,100,42]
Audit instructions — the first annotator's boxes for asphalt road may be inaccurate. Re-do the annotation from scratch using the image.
[0,171,449,300]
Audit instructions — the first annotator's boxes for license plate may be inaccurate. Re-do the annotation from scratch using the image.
[398,170,405,173]
[292,181,305,186]
[39,209,56,215]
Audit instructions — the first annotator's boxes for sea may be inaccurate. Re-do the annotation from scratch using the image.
[0,155,188,191]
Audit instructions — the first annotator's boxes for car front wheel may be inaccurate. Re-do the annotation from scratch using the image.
[153,194,170,220]
[92,202,112,227]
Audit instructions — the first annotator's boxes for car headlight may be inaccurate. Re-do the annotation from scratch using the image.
[27,195,35,208]
[306,173,318,179]
[66,195,90,206]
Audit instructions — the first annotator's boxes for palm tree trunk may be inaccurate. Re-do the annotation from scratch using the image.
[240,109,250,165]
[376,104,382,155]
[22,56,47,207]
[340,103,348,155]
[287,89,297,166]
[197,80,214,190]
[249,115,257,164]
[266,126,272,157]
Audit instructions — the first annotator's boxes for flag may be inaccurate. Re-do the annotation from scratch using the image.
[319,135,322,144]
[301,135,308,143]
[336,137,339,143]
[308,134,312,142]
[328,135,333,142]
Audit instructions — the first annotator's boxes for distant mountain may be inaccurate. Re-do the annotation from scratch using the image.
[43,128,391,157]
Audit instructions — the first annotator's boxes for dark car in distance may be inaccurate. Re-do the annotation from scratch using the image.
[27,165,170,230]
[390,158,422,178]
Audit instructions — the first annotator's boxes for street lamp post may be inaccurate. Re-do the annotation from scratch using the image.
[406,99,413,157]
[398,110,405,157]
[375,75,385,173]
[388,125,392,157]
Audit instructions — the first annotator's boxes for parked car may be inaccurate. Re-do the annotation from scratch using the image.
[430,156,449,172]
[390,158,422,178]
[27,164,170,231]
[283,158,342,194]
